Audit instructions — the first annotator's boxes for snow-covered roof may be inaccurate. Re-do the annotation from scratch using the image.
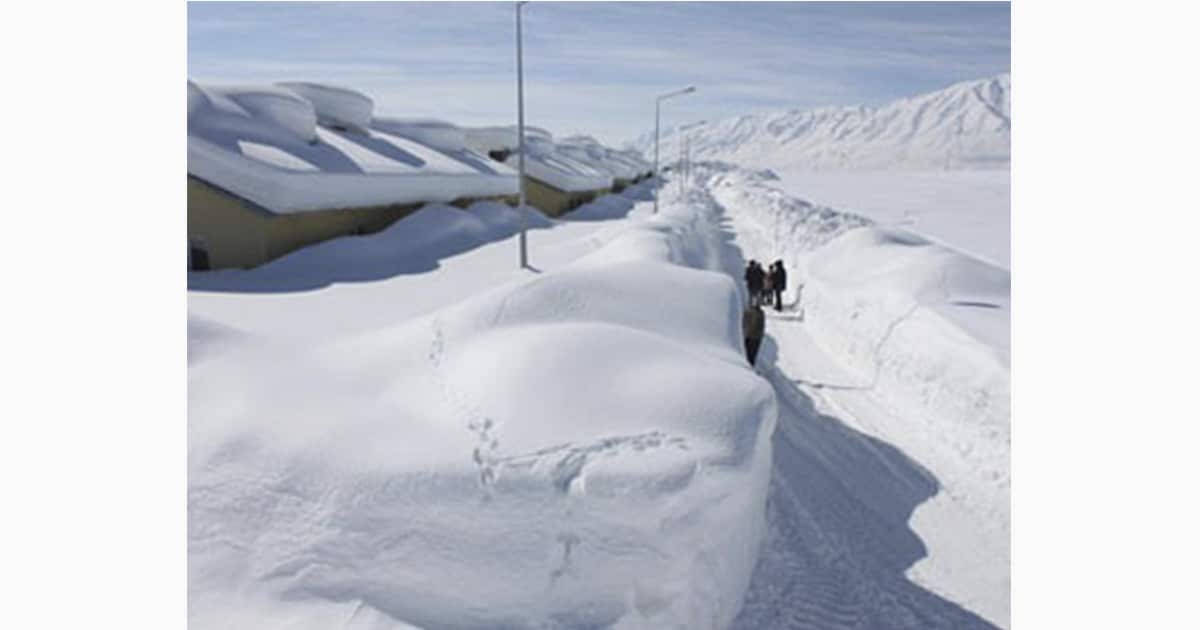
[463,125,612,192]
[187,81,518,214]
[276,82,374,132]
[462,125,550,154]
[557,137,652,180]
[373,117,466,153]
[505,136,613,192]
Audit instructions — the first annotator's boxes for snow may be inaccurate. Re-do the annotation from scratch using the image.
[463,125,550,154]
[276,81,374,131]
[189,70,1010,629]
[235,141,320,172]
[191,82,319,143]
[627,78,1011,625]
[462,126,622,191]
[631,74,1010,172]
[559,135,652,181]
[654,162,1009,628]
[505,136,613,192]
[373,117,468,152]
[189,200,553,296]
[773,169,1011,269]
[463,125,519,154]
[188,81,519,213]
[188,184,777,628]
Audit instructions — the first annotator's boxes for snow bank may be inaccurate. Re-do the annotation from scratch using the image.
[276,82,374,131]
[773,169,1012,269]
[706,164,1009,519]
[187,81,519,213]
[799,226,1010,494]
[188,200,552,293]
[189,201,776,628]
[705,165,871,252]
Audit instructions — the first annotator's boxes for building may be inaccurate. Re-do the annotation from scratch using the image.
[558,135,652,193]
[465,127,615,218]
[188,81,519,270]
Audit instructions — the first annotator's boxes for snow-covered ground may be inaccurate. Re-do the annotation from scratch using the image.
[189,184,779,629]
[772,169,1010,269]
[656,164,1009,628]
[189,163,1009,628]
[190,72,1009,626]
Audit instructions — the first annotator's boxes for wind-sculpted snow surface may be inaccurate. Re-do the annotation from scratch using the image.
[188,198,777,628]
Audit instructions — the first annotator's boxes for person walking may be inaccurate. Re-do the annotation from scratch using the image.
[762,268,774,309]
[744,260,765,307]
[769,260,787,311]
[742,302,765,366]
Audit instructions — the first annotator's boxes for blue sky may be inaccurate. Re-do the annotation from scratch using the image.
[188,2,1010,146]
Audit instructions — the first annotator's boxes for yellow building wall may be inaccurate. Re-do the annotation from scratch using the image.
[187,177,271,270]
[189,176,523,270]
[264,202,421,263]
[523,176,609,218]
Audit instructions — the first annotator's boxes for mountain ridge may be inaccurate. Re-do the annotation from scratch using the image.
[630,74,1010,171]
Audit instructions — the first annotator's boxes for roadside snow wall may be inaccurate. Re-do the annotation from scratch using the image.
[705,165,1010,521]
[189,201,777,629]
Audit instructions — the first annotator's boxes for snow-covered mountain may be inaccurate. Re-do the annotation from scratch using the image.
[631,74,1010,171]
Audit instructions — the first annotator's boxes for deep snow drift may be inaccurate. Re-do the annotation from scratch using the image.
[664,164,1009,628]
[773,169,1010,269]
[188,186,777,629]
[631,74,1010,171]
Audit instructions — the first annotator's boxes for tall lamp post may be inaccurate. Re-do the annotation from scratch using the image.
[516,1,530,269]
[678,119,706,195]
[653,86,695,214]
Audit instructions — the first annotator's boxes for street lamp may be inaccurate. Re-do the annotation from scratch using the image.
[654,86,696,214]
[516,1,530,269]
[678,119,706,195]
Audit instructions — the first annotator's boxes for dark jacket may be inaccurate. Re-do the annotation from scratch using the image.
[745,264,765,292]
[771,265,787,292]
[742,305,765,340]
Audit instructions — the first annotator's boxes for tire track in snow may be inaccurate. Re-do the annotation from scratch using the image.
[732,367,996,629]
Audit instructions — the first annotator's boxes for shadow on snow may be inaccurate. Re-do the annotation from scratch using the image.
[188,187,651,294]
[702,189,997,629]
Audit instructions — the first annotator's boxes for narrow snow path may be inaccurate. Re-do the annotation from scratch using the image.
[670,178,1006,629]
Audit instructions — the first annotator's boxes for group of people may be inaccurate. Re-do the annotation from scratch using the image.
[744,259,787,311]
[741,259,788,366]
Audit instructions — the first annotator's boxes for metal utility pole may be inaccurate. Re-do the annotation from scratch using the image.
[516,1,530,269]
[653,86,695,214]
[677,119,706,197]
[678,124,685,196]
